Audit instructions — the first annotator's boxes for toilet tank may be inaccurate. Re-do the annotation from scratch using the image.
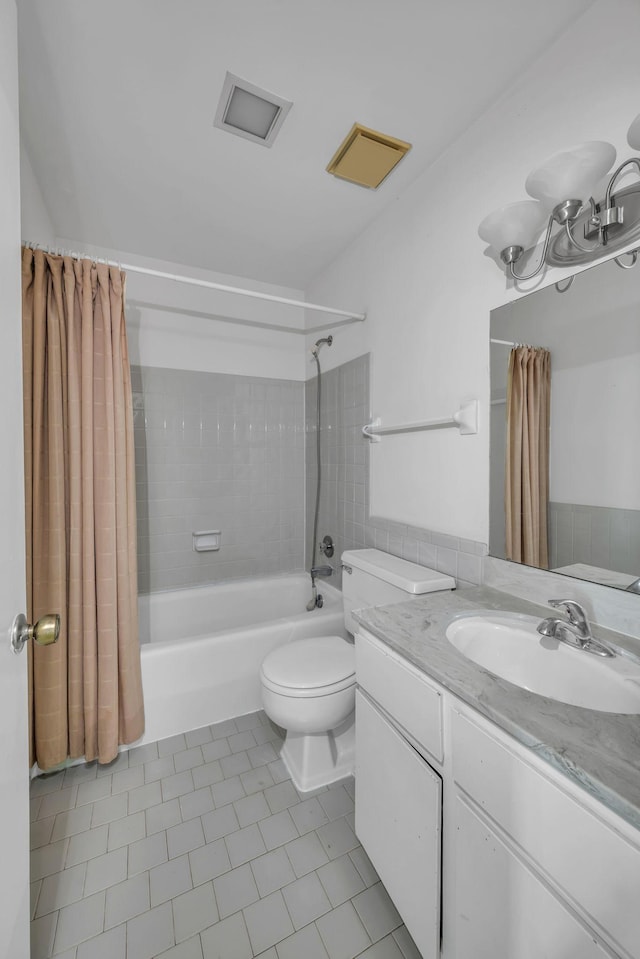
[341,548,455,635]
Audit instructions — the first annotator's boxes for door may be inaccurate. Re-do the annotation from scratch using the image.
[0,1,30,957]
[355,691,442,958]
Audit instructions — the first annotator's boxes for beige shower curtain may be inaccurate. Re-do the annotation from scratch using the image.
[505,345,551,569]
[22,247,144,770]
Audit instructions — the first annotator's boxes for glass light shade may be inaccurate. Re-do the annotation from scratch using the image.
[478,200,548,254]
[525,141,616,211]
[627,113,640,151]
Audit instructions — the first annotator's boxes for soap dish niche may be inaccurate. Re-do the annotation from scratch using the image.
[193,530,221,552]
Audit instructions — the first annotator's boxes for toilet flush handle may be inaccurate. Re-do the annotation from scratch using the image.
[341,563,352,575]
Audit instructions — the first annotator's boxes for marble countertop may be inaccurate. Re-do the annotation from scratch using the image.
[355,585,640,832]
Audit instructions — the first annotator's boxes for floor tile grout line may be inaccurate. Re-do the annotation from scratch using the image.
[31,713,400,959]
[49,906,60,957]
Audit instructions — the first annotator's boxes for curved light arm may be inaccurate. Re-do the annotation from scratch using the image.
[565,217,600,254]
[509,215,554,281]
[605,157,640,208]
[554,276,574,293]
[615,249,638,270]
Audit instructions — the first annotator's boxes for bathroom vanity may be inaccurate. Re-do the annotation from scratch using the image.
[354,586,640,959]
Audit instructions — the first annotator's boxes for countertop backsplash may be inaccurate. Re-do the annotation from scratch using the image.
[483,555,640,643]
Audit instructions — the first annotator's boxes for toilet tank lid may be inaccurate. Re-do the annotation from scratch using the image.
[341,548,455,594]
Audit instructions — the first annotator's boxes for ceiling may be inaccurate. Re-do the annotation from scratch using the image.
[17,0,595,288]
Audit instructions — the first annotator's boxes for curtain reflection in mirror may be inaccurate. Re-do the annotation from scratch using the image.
[505,347,551,569]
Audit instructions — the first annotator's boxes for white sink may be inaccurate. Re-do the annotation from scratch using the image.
[445,611,640,713]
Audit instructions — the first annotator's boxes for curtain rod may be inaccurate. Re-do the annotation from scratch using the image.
[490,338,545,349]
[23,242,366,322]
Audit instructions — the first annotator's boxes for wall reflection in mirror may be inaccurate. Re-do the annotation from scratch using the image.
[489,254,640,593]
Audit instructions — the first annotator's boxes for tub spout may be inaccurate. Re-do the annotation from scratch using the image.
[311,565,333,578]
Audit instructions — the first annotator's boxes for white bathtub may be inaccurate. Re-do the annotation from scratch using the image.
[136,575,347,747]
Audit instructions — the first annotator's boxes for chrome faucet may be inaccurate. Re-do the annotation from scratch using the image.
[310,565,333,578]
[537,599,614,657]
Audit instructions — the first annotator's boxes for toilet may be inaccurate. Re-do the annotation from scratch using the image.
[260,548,455,792]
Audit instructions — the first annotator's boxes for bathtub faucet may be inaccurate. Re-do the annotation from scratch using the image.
[311,565,333,578]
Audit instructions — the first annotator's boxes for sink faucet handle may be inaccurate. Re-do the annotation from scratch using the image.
[547,599,591,637]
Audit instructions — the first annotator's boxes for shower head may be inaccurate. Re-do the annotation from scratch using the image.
[311,335,333,358]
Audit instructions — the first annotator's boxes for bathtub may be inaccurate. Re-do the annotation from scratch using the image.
[136,574,347,747]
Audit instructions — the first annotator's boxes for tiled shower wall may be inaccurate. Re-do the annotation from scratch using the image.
[305,354,487,590]
[132,366,305,593]
[305,355,370,577]
[133,356,486,595]
[548,502,640,576]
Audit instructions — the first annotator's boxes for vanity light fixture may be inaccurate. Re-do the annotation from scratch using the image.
[479,117,640,280]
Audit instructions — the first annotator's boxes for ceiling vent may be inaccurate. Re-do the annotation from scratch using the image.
[326,123,412,189]
[214,72,292,148]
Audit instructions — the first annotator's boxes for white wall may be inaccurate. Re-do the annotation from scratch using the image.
[20,141,55,245]
[304,0,640,543]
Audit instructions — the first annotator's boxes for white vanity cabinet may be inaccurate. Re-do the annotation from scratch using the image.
[355,628,640,959]
[355,634,444,959]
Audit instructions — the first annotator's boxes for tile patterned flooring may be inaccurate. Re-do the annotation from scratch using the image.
[30,711,422,959]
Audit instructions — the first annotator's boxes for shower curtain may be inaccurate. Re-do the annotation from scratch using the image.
[505,345,551,569]
[22,247,144,770]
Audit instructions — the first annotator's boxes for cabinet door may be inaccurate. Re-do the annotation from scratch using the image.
[454,795,612,959]
[355,691,442,958]
[452,708,640,958]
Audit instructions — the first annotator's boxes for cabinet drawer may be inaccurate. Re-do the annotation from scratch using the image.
[452,708,640,959]
[355,629,443,764]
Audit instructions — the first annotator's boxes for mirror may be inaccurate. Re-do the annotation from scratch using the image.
[489,255,640,592]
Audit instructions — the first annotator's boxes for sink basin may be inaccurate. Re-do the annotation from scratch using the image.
[445,611,640,713]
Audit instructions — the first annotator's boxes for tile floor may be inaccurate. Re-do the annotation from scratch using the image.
[30,711,422,959]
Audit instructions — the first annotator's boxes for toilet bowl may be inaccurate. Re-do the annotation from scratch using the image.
[260,549,456,793]
[260,635,356,792]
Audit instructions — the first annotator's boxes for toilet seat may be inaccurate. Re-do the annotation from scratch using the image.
[260,635,355,698]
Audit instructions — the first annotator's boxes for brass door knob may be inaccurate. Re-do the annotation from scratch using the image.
[11,613,60,654]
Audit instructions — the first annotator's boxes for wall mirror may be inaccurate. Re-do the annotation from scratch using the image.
[489,254,640,593]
